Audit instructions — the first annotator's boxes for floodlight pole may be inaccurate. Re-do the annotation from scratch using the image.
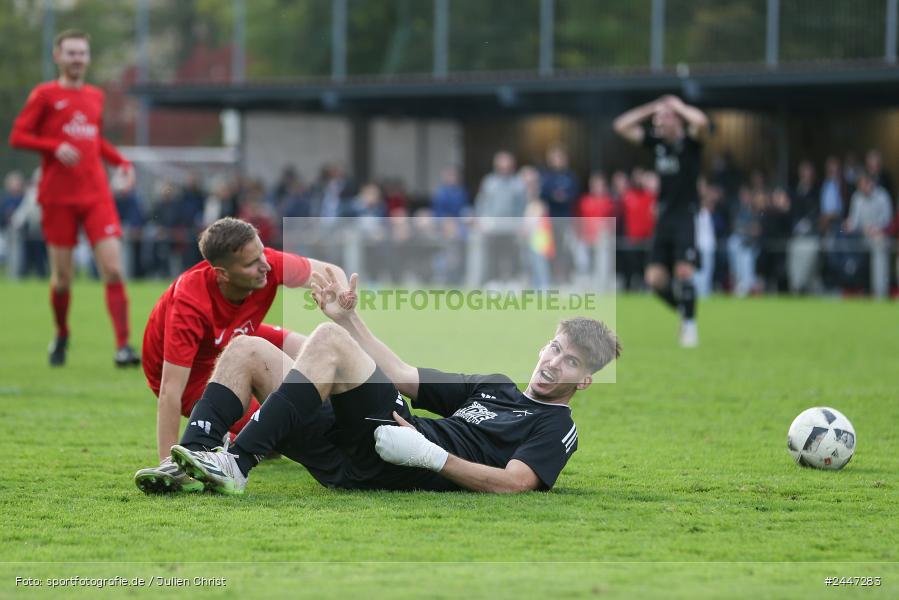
[135,0,150,147]
[650,0,665,72]
[42,0,55,81]
[886,0,897,63]
[766,0,780,67]
[539,0,554,76]
[332,0,347,82]
[433,0,449,78]
[232,0,246,83]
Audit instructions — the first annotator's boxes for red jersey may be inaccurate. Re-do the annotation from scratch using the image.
[141,248,312,392]
[623,188,657,241]
[9,81,128,206]
[575,193,618,244]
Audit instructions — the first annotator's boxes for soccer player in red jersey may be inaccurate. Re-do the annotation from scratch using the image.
[9,30,139,367]
[136,217,348,493]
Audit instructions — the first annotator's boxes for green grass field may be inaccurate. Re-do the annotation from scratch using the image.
[1,279,897,599]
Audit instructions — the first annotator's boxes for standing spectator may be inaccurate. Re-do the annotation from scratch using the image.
[540,145,579,282]
[787,160,821,294]
[281,177,311,218]
[149,181,183,277]
[8,29,139,367]
[202,177,238,228]
[693,178,720,297]
[1,171,25,229]
[843,152,862,197]
[522,166,553,289]
[475,151,526,284]
[383,178,409,217]
[790,160,818,235]
[540,145,579,219]
[573,172,617,282]
[621,169,657,290]
[819,156,845,236]
[865,149,894,204]
[112,170,144,278]
[238,179,278,248]
[845,173,892,235]
[431,166,468,286]
[271,164,299,207]
[431,165,469,219]
[10,169,48,277]
[757,187,792,293]
[840,173,892,295]
[310,163,356,223]
[727,186,762,297]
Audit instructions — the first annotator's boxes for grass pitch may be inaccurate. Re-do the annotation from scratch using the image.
[0,278,896,598]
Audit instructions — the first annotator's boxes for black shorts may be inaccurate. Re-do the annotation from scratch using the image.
[274,368,456,492]
[649,212,698,271]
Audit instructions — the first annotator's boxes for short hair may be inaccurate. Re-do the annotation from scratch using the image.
[55,30,90,48]
[556,317,621,374]
[198,217,259,266]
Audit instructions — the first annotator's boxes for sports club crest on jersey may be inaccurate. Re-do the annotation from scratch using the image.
[62,111,98,139]
[453,401,497,425]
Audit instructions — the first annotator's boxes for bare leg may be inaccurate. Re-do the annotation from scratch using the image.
[282,331,306,359]
[93,237,124,284]
[48,245,75,292]
[208,336,294,411]
[291,322,377,399]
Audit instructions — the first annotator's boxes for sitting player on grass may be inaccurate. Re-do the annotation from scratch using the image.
[134,217,347,494]
[138,269,620,494]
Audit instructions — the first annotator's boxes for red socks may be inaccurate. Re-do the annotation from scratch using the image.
[50,288,70,338]
[105,281,130,348]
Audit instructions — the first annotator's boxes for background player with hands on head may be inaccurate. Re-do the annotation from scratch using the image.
[614,94,709,347]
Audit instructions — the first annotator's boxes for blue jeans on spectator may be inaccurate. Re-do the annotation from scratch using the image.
[727,235,757,297]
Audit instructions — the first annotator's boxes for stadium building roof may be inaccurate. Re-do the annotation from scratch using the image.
[132,62,899,117]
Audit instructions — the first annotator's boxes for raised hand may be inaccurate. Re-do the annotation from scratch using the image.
[310,267,358,322]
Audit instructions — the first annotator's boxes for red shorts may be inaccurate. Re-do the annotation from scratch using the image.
[178,324,293,436]
[41,200,122,247]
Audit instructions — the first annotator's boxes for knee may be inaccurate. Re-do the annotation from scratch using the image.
[103,268,123,284]
[51,270,73,291]
[309,322,350,347]
[645,268,667,290]
[220,334,268,365]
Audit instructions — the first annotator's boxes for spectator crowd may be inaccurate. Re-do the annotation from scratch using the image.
[2,146,898,297]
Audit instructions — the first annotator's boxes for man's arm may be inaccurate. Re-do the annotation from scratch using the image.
[612,99,659,145]
[9,90,80,163]
[157,361,191,461]
[664,95,709,138]
[440,456,541,493]
[374,412,541,493]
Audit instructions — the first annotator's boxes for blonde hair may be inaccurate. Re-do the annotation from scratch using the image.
[198,217,259,266]
[557,317,621,373]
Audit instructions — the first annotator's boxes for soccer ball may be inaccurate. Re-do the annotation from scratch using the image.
[786,407,855,470]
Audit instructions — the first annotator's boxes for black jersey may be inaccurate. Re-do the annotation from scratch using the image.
[643,128,702,217]
[411,368,579,490]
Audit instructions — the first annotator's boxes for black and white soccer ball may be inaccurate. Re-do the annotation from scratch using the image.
[786,407,855,470]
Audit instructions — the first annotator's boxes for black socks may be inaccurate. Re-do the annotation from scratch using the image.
[654,283,678,310]
[179,383,246,452]
[673,279,697,320]
[230,370,323,476]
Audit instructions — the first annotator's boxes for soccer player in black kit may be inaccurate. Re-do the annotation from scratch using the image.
[136,269,620,494]
[614,95,709,347]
